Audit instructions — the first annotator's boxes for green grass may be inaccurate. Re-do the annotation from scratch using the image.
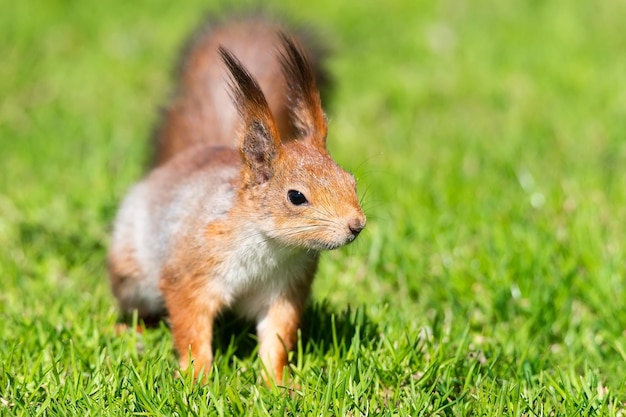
[2,0,626,414]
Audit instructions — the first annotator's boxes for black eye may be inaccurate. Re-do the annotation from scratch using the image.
[287,190,308,206]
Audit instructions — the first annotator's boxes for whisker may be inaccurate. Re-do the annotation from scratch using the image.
[219,225,321,247]
[195,203,358,253]
[359,189,369,208]
[307,204,335,220]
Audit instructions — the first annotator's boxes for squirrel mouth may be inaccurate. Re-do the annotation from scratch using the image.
[306,235,359,251]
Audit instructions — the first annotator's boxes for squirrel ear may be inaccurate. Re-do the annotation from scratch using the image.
[240,120,278,184]
[278,33,328,147]
[219,46,281,184]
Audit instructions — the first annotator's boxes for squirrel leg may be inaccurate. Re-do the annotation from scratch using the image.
[256,295,304,385]
[161,272,223,382]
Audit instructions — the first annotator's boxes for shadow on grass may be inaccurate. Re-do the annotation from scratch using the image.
[213,301,380,361]
[121,301,379,364]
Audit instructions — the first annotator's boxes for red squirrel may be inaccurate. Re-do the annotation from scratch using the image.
[107,15,366,384]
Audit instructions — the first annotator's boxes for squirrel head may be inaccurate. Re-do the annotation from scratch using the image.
[219,35,365,250]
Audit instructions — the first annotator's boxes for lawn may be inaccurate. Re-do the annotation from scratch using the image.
[1,0,626,415]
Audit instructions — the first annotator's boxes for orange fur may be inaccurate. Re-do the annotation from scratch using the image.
[108,15,365,385]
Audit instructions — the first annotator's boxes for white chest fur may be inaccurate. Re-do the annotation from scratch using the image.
[213,231,313,319]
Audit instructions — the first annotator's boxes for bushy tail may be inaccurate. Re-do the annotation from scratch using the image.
[150,12,331,167]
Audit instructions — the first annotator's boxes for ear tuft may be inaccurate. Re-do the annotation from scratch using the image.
[219,47,281,184]
[277,33,328,146]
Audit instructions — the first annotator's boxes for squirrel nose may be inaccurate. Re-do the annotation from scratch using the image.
[348,217,366,237]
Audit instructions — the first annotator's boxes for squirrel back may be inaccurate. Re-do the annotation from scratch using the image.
[151,13,331,167]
